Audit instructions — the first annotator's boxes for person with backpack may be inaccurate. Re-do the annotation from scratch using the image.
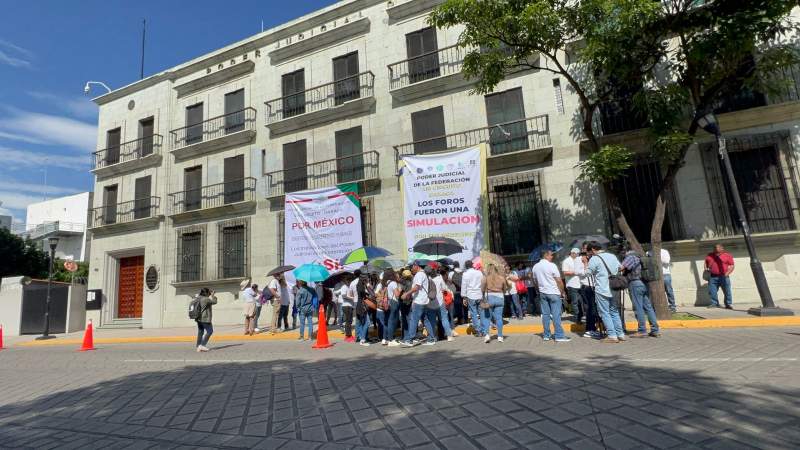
[400,261,438,347]
[586,241,626,343]
[295,280,315,341]
[398,269,414,339]
[354,271,374,346]
[621,250,661,337]
[374,273,390,345]
[190,288,217,352]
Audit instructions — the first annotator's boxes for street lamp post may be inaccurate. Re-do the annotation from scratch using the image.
[36,236,61,340]
[696,112,793,316]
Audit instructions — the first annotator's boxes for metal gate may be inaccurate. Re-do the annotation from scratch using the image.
[487,171,547,257]
[20,281,69,334]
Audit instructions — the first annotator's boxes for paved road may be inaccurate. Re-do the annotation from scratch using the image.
[1,328,799,449]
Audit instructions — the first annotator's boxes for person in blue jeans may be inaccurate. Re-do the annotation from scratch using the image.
[622,251,660,338]
[294,281,315,341]
[383,271,402,345]
[532,250,569,342]
[400,261,438,346]
[481,264,508,343]
[586,242,626,343]
[460,260,486,337]
[705,244,735,309]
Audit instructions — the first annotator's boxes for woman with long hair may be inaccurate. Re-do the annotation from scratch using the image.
[482,263,508,343]
[382,270,403,346]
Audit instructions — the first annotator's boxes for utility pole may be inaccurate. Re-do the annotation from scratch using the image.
[140,19,146,80]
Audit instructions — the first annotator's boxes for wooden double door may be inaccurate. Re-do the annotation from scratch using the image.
[118,255,144,319]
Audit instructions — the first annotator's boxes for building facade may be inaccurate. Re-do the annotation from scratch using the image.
[88,0,800,328]
[23,192,92,262]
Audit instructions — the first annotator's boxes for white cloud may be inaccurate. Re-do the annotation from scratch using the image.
[0,38,34,69]
[0,190,47,210]
[0,146,90,171]
[0,109,96,151]
[0,130,47,145]
[26,91,97,120]
[0,179,81,196]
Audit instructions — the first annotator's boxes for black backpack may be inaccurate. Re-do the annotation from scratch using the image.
[451,271,463,293]
[188,296,203,320]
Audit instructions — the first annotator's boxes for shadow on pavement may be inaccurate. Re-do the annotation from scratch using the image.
[0,347,799,449]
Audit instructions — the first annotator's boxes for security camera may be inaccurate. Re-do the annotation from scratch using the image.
[84,83,91,94]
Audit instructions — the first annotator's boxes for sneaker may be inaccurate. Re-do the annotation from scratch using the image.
[298,336,304,341]
[555,337,572,342]
[401,341,414,348]
[582,331,597,338]
[630,333,649,338]
[422,341,436,346]
[542,336,552,341]
[724,305,733,310]
[359,341,370,347]
[497,336,504,343]
[618,335,627,342]
[196,346,203,352]
[484,335,491,344]
[649,331,661,338]
[344,336,356,343]
[601,337,620,344]
[199,345,209,352]
[381,339,388,346]
[452,331,459,337]
[254,328,260,333]
[388,340,401,347]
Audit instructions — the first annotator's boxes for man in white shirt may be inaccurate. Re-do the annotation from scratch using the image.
[400,261,437,347]
[241,284,258,335]
[342,271,360,343]
[561,248,584,324]
[460,260,486,337]
[533,250,570,342]
[267,274,288,334]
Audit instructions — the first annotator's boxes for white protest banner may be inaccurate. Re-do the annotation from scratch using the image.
[401,145,487,264]
[284,183,363,277]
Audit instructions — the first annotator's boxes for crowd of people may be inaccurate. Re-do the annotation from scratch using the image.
[192,242,737,352]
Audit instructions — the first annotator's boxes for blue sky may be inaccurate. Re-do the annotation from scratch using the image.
[0,0,336,224]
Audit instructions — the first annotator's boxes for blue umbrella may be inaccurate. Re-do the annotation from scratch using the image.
[293,263,330,282]
[528,242,564,261]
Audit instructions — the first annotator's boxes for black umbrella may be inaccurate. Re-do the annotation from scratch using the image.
[413,237,464,256]
[322,270,353,288]
[267,265,295,276]
[436,257,456,267]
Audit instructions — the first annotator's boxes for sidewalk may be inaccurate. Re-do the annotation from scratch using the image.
[5,299,799,348]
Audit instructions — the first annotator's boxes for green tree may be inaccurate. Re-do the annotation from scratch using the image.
[0,228,49,279]
[430,0,799,318]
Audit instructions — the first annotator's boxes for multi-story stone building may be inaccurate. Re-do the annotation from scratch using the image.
[88,0,800,328]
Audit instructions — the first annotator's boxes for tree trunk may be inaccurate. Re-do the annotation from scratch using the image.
[648,170,673,320]
[602,184,643,254]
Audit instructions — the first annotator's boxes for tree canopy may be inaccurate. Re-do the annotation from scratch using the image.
[0,228,49,280]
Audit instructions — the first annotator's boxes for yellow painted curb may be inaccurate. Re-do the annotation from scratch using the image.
[13,316,800,347]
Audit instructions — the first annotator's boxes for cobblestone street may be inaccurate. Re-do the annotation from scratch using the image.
[1,327,799,449]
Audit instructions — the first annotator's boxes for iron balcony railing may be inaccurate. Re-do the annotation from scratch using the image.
[93,135,163,169]
[168,177,257,215]
[170,107,256,149]
[393,115,551,170]
[264,71,375,124]
[388,44,465,90]
[266,151,380,198]
[26,221,86,239]
[91,197,161,228]
[596,96,650,136]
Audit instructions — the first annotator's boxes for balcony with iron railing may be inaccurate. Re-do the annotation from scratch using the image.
[388,44,471,101]
[92,135,163,177]
[25,221,86,240]
[89,197,162,232]
[168,177,257,221]
[265,151,380,198]
[394,115,552,172]
[264,72,375,135]
[170,108,257,160]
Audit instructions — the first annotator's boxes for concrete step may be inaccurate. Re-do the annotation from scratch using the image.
[99,318,143,329]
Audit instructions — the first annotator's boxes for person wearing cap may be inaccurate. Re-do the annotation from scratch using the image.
[562,248,585,324]
[400,260,437,347]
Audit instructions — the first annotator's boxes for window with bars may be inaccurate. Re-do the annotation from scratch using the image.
[609,158,683,243]
[176,226,205,282]
[487,171,547,256]
[411,106,446,154]
[701,132,799,236]
[218,218,249,279]
[484,88,528,155]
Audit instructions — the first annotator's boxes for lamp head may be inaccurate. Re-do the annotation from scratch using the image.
[84,83,91,94]
[696,111,720,136]
[48,236,59,251]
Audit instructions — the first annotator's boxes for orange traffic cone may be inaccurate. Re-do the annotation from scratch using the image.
[312,304,333,349]
[79,319,95,352]
[0,323,4,350]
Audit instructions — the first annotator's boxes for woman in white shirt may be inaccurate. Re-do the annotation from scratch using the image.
[382,270,403,346]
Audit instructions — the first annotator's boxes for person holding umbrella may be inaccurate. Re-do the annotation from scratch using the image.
[294,280,316,341]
